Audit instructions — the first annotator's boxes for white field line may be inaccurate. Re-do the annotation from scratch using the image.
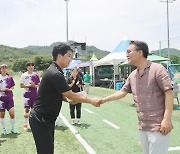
[102,119,120,129]
[168,146,180,151]
[84,108,94,114]
[59,113,96,154]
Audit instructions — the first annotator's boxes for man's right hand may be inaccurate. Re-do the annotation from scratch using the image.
[90,98,101,107]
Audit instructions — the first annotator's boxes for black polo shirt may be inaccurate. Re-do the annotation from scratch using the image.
[33,62,70,122]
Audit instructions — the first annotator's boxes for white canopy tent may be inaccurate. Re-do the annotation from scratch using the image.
[93,52,127,66]
[92,37,130,89]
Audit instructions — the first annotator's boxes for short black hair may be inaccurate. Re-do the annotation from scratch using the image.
[52,44,73,61]
[130,40,149,58]
[26,62,34,67]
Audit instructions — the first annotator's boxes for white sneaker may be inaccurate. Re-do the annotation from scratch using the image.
[55,119,61,127]
[55,123,61,127]
[77,119,81,125]
[2,129,9,135]
[71,119,75,125]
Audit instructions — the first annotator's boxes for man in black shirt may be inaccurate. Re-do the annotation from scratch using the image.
[29,44,100,154]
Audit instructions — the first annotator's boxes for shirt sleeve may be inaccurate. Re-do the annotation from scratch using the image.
[50,73,70,94]
[36,74,40,84]
[121,76,132,93]
[10,76,15,87]
[20,74,24,84]
[156,65,172,92]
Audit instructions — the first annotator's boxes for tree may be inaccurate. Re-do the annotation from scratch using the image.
[170,55,180,64]
[13,59,29,72]
[34,55,52,71]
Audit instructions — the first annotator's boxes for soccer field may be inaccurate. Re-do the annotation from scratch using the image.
[0,75,180,154]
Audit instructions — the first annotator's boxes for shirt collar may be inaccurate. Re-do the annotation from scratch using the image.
[136,60,152,72]
[145,60,152,69]
[53,62,64,75]
[136,61,152,78]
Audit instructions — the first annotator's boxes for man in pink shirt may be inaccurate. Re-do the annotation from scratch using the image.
[101,41,173,154]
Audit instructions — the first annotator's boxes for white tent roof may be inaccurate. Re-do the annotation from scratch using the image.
[93,52,127,66]
[93,37,130,67]
[92,35,130,89]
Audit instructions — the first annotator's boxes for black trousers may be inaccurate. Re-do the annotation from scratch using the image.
[29,111,55,154]
[69,103,81,119]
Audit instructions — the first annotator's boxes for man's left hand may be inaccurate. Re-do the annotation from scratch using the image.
[160,119,173,135]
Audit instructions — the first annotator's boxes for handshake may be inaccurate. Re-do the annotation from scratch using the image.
[69,97,104,107]
[89,97,104,107]
[67,91,105,107]
[76,91,105,107]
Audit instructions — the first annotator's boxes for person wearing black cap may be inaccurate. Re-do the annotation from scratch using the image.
[29,44,101,154]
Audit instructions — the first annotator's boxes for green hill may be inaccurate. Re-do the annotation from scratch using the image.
[24,41,110,60]
[23,42,63,54]
[0,42,110,68]
[1,42,179,72]
[151,48,180,57]
[0,45,37,67]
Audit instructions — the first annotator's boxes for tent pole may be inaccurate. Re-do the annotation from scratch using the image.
[93,65,95,86]
[90,61,95,86]
[114,65,116,90]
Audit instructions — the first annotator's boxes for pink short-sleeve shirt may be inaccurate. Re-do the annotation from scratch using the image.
[122,61,172,131]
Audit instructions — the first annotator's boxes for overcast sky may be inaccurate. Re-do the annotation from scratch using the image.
[0,0,180,51]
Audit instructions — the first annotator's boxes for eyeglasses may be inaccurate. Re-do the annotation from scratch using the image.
[126,49,137,54]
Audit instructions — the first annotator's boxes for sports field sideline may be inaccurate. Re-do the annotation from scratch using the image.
[0,75,180,154]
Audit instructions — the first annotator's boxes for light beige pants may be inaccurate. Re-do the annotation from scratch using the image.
[139,130,170,154]
[84,83,90,94]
